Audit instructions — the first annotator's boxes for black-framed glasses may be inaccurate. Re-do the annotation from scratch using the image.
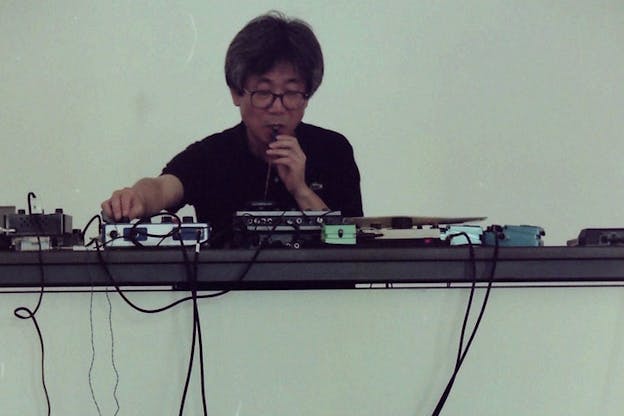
[244,89,309,110]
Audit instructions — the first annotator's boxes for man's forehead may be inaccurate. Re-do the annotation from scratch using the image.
[247,64,304,86]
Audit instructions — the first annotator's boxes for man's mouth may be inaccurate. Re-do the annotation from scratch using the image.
[268,123,283,133]
[265,124,282,142]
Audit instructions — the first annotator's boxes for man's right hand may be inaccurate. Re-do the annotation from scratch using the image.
[100,175,185,222]
[101,187,148,222]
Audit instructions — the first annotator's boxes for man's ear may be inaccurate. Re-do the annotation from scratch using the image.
[230,88,243,106]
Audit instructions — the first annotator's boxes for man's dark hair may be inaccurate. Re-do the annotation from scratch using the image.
[225,11,324,97]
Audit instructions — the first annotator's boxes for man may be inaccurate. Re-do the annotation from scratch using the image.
[101,12,363,246]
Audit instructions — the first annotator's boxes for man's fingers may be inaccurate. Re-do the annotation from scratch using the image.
[119,191,134,218]
[104,188,137,220]
[108,192,123,220]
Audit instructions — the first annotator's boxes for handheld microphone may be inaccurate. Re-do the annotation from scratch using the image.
[263,126,280,200]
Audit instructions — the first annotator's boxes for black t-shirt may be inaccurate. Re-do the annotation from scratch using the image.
[162,122,363,245]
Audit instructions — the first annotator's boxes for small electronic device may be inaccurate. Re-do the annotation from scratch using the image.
[13,236,52,251]
[322,224,357,245]
[572,228,624,246]
[3,208,82,249]
[0,206,15,226]
[441,225,484,245]
[101,216,210,248]
[0,206,16,250]
[482,225,545,247]
[6,208,73,236]
[355,225,446,247]
[232,210,343,248]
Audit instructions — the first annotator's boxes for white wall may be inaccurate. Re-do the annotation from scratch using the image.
[3,286,624,416]
[2,1,623,244]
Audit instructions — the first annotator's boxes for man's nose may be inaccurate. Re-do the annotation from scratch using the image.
[267,95,287,112]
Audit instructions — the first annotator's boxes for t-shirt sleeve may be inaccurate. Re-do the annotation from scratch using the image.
[332,137,363,217]
[161,140,206,211]
[317,132,363,217]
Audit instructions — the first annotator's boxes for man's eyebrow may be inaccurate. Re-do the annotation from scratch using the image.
[255,76,304,85]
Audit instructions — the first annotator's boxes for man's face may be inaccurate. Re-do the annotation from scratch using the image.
[231,62,308,159]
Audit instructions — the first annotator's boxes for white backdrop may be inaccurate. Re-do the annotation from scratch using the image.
[2,1,623,244]
[3,286,624,416]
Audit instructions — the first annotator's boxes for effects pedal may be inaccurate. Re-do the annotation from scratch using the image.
[441,225,484,245]
[482,225,545,247]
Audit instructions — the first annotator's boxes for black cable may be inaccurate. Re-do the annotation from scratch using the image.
[14,304,50,415]
[96,227,204,414]
[96,249,189,312]
[82,214,102,247]
[27,191,37,215]
[192,239,208,416]
[123,213,183,248]
[84,213,177,310]
[91,213,213,415]
[448,233,477,368]
[94,240,191,313]
[186,210,283,299]
[93,210,277,415]
[430,234,499,416]
[14,192,51,416]
[176,232,208,416]
[178,293,198,416]
[428,233,477,416]
[194,307,208,415]
[85,213,131,249]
